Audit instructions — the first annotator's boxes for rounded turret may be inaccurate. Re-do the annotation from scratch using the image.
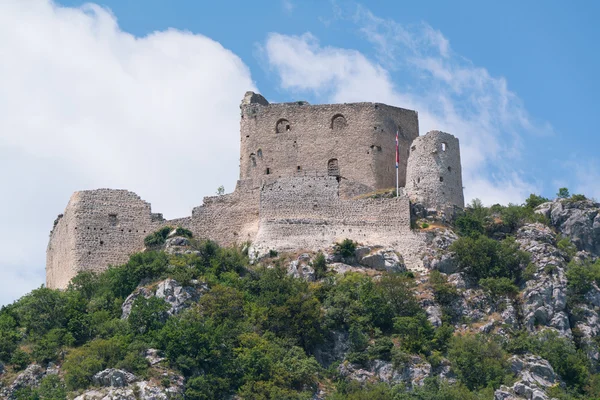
[405,130,464,211]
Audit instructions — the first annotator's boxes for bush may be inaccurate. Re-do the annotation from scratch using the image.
[570,194,587,202]
[334,239,357,258]
[450,236,530,284]
[144,226,173,248]
[524,193,550,210]
[557,188,570,199]
[454,213,484,238]
[479,277,519,300]
[448,334,508,391]
[421,222,430,229]
[312,252,327,279]
[175,227,193,238]
[557,236,577,258]
[394,314,435,355]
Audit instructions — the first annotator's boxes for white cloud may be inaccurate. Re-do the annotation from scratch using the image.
[263,5,553,207]
[0,0,256,305]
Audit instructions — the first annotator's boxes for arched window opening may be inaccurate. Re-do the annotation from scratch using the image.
[257,149,263,158]
[250,153,256,167]
[266,167,271,175]
[441,142,447,152]
[297,166,302,172]
[331,114,347,130]
[448,166,452,172]
[276,119,290,133]
[440,176,444,182]
[327,158,340,177]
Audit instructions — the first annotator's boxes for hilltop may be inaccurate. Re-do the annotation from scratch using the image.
[2,190,600,399]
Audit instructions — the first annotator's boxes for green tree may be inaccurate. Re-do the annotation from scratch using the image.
[448,334,507,391]
[557,187,570,199]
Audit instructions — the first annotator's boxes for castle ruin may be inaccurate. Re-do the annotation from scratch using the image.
[46,92,464,289]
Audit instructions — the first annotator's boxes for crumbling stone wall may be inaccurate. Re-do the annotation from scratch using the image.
[239,92,419,198]
[47,190,163,289]
[405,131,464,211]
[252,176,416,258]
[46,183,261,290]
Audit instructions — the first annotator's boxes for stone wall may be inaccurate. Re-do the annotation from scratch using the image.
[46,183,261,290]
[239,92,419,198]
[47,190,163,289]
[405,131,464,211]
[252,176,418,259]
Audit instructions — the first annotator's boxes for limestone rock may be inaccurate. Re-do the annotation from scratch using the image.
[1,364,45,399]
[93,368,136,387]
[122,279,207,319]
[358,249,406,273]
[494,354,560,400]
[338,356,432,388]
[287,254,316,281]
[145,348,165,366]
[516,223,571,337]
[537,199,600,256]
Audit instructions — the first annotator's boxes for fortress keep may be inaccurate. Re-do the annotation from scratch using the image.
[46,92,464,289]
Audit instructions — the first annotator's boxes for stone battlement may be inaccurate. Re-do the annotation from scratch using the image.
[46,92,464,289]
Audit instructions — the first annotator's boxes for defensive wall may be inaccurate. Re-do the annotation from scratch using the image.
[46,92,465,289]
[252,175,413,254]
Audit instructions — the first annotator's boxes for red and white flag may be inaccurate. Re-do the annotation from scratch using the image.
[395,130,399,169]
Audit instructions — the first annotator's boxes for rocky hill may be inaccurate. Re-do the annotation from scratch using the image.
[2,193,600,399]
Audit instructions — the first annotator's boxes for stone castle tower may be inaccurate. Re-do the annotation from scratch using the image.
[46,92,464,289]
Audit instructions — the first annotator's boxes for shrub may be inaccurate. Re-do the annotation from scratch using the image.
[449,236,530,284]
[448,334,508,391]
[393,314,434,355]
[268,249,278,258]
[312,252,327,279]
[570,194,587,202]
[421,222,430,229]
[524,193,550,210]
[144,226,173,248]
[334,239,357,259]
[454,213,484,238]
[557,236,577,258]
[479,277,519,301]
[557,187,570,199]
[175,227,193,238]
[10,348,31,371]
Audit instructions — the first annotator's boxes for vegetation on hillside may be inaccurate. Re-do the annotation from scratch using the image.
[2,191,600,399]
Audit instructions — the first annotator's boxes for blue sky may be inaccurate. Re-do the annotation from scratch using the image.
[0,0,598,304]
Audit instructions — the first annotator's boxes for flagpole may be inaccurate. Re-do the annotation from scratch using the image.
[396,130,399,198]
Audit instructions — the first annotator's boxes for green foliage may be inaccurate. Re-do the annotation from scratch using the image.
[394,314,435,355]
[524,193,550,210]
[566,259,600,301]
[334,238,357,258]
[216,185,225,196]
[570,194,587,202]
[175,227,193,238]
[128,296,170,334]
[62,336,129,389]
[37,374,67,400]
[448,334,508,391]
[268,249,278,258]
[557,187,570,199]
[421,222,430,229]
[454,212,484,238]
[450,236,530,284]
[10,348,31,371]
[312,252,327,279]
[557,236,578,258]
[144,226,173,248]
[479,277,519,301]
[429,271,460,309]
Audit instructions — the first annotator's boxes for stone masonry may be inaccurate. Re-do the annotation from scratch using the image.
[46,92,464,289]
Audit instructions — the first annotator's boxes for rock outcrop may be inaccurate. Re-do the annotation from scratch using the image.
[121,278,208,319]
[494,354,561,400]
[537,199,600,257]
